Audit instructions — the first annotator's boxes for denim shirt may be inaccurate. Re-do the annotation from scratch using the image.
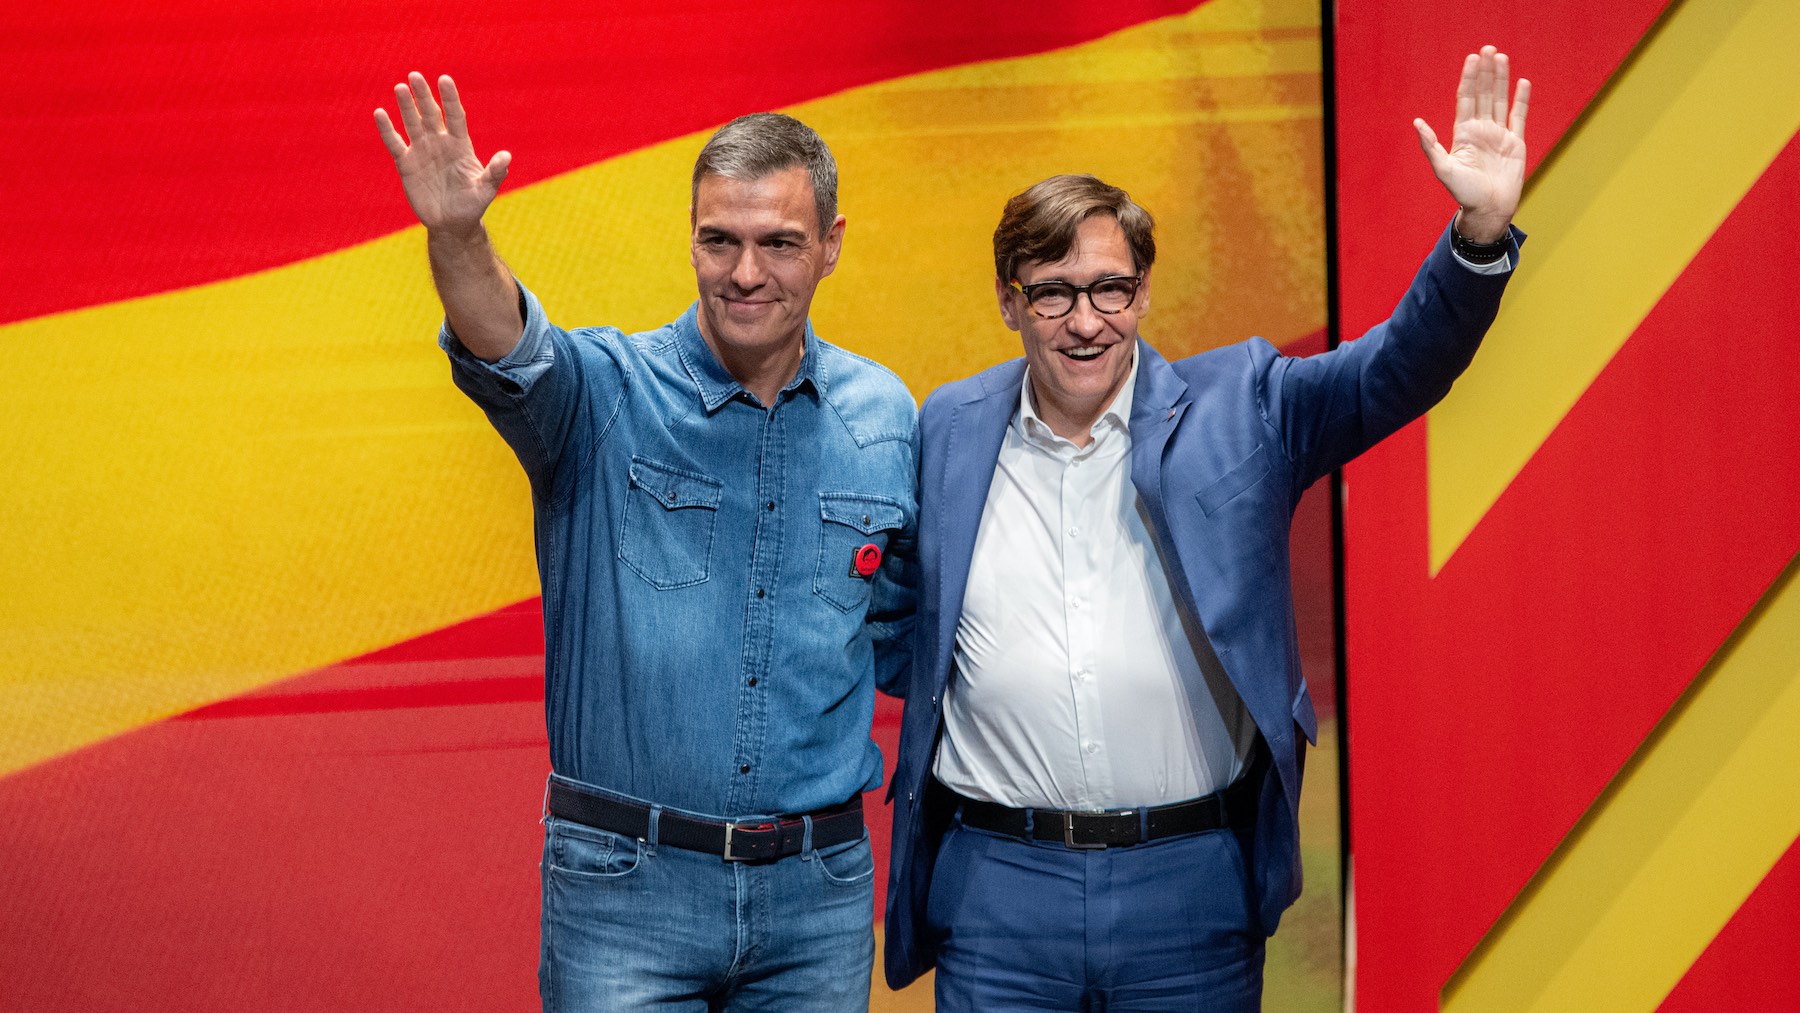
[442,284,918,818]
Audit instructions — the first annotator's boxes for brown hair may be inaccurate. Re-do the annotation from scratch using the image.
[992,174,1156,282]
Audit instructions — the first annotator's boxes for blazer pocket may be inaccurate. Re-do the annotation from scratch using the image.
[1196,446,1270,517]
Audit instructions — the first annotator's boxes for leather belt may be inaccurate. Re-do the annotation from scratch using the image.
[949,774,1257,850]
[546,781,863,863]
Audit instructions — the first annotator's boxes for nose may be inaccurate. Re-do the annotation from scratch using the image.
[730,246,767,291]
[1065,290,1105,338]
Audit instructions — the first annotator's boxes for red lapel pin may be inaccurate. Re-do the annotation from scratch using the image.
[850,543,882,578]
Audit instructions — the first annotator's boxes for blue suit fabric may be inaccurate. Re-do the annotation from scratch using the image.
[883,224,1521,989]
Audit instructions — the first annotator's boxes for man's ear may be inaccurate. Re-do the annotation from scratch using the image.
[688,205,699,269]
[819,213,847,278]
[995,276,1022,332]
[1137,265,1152,318]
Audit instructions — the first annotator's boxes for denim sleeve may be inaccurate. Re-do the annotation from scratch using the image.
[870,415,920,700]
[439,281,626,502]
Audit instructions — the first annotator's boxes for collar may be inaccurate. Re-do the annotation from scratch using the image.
[673,302,821,413]
[1017,346,1141,449]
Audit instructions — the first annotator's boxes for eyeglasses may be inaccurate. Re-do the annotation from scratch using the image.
[1008,275,1142,319]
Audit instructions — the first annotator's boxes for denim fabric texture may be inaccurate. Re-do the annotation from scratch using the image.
[442,286,917,819]
[538,783,876,1011]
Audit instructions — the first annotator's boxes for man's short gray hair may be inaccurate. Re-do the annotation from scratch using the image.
[691,113,839,237]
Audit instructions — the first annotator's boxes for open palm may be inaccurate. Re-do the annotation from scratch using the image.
[1414,46,1530,243]
[374,73,511,234]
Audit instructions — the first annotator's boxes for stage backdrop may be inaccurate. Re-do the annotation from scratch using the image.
[0,1,1339,1009]
[1337,0,1800,1009]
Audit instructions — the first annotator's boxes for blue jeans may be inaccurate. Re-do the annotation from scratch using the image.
[537,791,876,1011]
[926,817,1264,1012]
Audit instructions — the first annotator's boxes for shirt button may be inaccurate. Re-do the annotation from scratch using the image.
[1075,669,1089,681]
[765,501,775,512]
[739,764,751,774]
[1070,597,1084,609]
[1067,526,1080,538]
[747,677,758,687]
[861,514,871,526]
[665,490,678,503]
[755,588,766,599]
[1085,742,1099,754]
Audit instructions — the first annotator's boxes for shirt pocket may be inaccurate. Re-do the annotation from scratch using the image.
[813,491,906,613]
[619,456,724,590]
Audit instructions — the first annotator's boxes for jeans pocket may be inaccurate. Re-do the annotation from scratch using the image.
[619,456,722,590]
[812,833,874,887]
[813,492,905,612]
[547,820,644,881]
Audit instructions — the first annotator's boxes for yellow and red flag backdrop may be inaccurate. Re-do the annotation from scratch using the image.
[1,1,1340,1009]
[1339,0,1800,1008]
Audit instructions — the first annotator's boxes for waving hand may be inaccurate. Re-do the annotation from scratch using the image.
[375,73,512,236]
[1414,46,1530,243]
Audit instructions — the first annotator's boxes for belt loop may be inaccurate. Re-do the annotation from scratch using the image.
[1138,807,1150,842]
[800,814,815,860]
[1022,807,1034,837]
[539,776,552,827]
[645,806,662,856]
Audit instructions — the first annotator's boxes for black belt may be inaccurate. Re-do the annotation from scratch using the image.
[949,774,1257,849]
[546,781,863,863]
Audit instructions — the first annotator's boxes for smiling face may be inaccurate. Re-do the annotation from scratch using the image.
[690,166,844,396]
[998,213,1148,444]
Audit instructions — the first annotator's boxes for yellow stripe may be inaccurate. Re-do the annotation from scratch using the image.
[1425,0,1800,574]
[1443,554,1800,1010]
[0,0,1322,778]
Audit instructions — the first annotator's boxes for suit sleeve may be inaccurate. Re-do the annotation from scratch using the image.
[1261,220,1523,488]
[871,411,921,699]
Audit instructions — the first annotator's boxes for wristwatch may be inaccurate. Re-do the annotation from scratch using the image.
[1451,214,1511,264]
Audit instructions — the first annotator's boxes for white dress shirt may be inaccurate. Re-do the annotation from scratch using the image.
[933,352,1257,810]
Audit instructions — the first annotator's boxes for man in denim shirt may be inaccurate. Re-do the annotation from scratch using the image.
[376,74,917,1011]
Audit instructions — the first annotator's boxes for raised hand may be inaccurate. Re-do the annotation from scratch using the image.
[1414,46,1530,244]
[375,73,512,236]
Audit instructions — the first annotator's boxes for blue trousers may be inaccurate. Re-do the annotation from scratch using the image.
[537,781,875,1012]
[926,816,1265,1012]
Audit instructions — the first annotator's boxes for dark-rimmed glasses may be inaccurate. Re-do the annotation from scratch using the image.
[1009,275,1142,319]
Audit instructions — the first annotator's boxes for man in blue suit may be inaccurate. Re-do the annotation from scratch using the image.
[884,47,1530,1009]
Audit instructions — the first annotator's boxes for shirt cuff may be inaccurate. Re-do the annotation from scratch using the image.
[438,281,556,396]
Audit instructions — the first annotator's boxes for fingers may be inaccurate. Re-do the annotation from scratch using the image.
[439,74,470,139]
[374,108,407,158]
[1491,51,1509,126]
[1413,117,1448,171]
[1474,45,1496,122]
[1455,52,1478,125]
[1509,77,1532,138]
[408,71,444,131]
[483,150,512,189]
[394,79,423,139]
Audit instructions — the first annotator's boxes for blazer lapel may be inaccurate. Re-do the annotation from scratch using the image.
[931,362,1023,687]
[1128,339,1190,523]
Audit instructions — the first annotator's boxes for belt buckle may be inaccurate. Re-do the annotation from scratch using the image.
[1063,811,1108,850]
[723,821,773,861]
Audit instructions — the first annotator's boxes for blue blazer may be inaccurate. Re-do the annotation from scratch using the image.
[882,225,1520,988]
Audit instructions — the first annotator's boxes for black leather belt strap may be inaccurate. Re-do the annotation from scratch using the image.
[546,781,863,863]
[950,773,1258,849]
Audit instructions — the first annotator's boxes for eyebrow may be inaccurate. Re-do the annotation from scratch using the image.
[1021,271,1135,285]
[696,224,812,243]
